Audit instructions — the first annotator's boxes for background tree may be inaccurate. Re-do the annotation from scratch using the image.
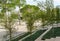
[56,6,60,25]
[21,5,40,33]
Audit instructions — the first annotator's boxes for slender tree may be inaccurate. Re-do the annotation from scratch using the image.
[21,5,40,33]
[0,0,20,41]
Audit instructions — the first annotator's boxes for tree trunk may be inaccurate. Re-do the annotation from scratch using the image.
[9,28,12,41]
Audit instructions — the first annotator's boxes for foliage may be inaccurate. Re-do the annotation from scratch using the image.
[56,7,60,23]
[21,5,40,32]
[0,13,4,19]
[0,0,21,41]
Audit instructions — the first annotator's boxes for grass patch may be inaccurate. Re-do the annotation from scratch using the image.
[22,29,46,41]
[12,32,30,41]
[42,27,60,40]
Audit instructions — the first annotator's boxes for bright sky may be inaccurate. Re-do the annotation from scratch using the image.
[26,0,60,7]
